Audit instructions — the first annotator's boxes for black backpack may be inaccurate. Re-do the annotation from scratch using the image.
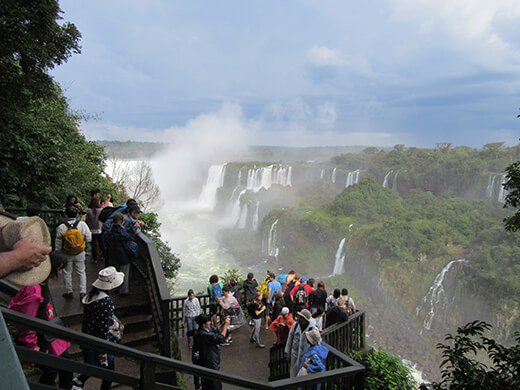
[98,206,119,222]
[295,285,308,305]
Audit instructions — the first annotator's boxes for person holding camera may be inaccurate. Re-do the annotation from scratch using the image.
[194,313,231,390]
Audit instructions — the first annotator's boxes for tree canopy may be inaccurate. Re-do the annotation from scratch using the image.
[0,1,116,207]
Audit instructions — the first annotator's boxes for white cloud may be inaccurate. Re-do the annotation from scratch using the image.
[307,45,347,67]
[392,0,520,69]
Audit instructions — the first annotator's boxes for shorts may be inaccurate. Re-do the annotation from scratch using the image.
[210,303,219,315]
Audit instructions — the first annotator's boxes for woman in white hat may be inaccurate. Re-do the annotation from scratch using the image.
[72,266,124,390]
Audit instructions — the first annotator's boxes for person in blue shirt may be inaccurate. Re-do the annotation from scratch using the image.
[267,272,282,327]
[298,327,329,386]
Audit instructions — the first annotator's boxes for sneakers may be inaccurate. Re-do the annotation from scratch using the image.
[62,292,73,300]
[220,341,231,346]
[256,344,265,348]
[71,378,83,389]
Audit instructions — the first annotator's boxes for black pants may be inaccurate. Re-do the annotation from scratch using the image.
[38,350,73,389]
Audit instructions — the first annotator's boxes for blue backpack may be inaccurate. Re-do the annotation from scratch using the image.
[211,283,223,301]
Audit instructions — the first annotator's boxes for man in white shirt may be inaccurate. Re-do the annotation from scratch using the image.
[55,207,91,299]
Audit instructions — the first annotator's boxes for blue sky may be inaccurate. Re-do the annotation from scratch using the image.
[52,0,520,148]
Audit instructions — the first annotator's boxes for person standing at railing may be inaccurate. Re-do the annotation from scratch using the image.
[72,266,124,390]
[297,328,329,389]
[183,289,201,349]
[106,213,140,296]
[208,274,224,327]
[284,309,316,377]
[86,197,104,264]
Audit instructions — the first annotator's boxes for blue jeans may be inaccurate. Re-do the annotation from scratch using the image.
[186,316,198,345]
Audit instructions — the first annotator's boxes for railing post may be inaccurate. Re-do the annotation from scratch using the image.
[140,359,155,389]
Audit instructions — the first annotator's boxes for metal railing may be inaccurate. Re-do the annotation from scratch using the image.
[2,307,365,390]
[269,311,366,383]
[322,310,366,354]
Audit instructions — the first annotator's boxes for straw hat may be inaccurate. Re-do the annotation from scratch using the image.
[0,215,51,286]
[92,266,124,290]
[305,327,322,346]
[297,308,312,322]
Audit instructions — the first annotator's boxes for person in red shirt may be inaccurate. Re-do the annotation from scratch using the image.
[290,277,314,312]
[268,307,295,344]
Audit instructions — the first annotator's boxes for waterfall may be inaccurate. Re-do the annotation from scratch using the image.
[264,219,279,257]
[251,201,260,231]
[486,175,496,198]
[230,189,247,224]
[498,174,508,203]
[198,164,227,210]
[246,165,292,192]
[237,168,242,186]
[346,169,361,188]
[416,259,467,330]
[330,238,347,276]
[320,169,325,179]
[392,172,399,191]
[331,168,337,183]
[237,204,248,229]
[382,170,393,188]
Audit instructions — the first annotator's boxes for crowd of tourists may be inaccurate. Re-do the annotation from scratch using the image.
[184,269,358,390]
[2,194,357,390]
[3,190,145,390]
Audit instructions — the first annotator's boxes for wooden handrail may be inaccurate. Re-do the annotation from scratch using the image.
[2,306,365,389]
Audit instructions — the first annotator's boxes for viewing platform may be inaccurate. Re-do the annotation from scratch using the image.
[1,208,366,389]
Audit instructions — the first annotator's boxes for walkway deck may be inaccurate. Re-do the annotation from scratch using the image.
[46,254,275,389]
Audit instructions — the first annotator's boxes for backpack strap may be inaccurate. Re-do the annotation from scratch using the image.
[72,219,80,229]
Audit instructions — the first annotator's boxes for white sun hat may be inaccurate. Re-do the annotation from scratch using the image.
[92,266,124,290]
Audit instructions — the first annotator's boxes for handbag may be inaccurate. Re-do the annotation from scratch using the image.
[109,314,124,342]
[44,315,65,343]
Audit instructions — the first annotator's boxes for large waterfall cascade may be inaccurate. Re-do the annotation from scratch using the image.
[331,167,337,183]
[416,259,468,330]
[246,164,292,192]
[198,163,227,210]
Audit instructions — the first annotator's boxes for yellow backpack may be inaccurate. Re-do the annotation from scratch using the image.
[259,277,269,297]
[61,220,85,255]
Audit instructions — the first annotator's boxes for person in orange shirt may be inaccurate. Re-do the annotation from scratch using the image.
[268,307,295,345]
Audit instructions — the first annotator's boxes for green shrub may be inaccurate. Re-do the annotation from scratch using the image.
[349,349,415,390]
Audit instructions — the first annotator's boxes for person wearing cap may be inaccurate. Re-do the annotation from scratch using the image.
[268,306,295,345]
[298,328,329,379]
[72,267,124,390]
[290,276,313,313]
[284,308,316,377]
[122,204,144,233]
[107,212,140,296]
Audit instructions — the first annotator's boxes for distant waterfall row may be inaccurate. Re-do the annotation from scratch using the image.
[319,168,361,188]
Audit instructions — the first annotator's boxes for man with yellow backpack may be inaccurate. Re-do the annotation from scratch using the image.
[56,207,91,300]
